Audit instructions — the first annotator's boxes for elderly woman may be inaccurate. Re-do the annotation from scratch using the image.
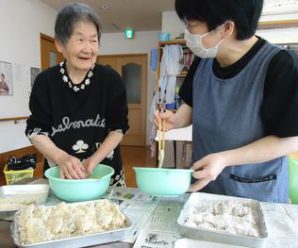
[26,3,129,186]
[155,0,298,202]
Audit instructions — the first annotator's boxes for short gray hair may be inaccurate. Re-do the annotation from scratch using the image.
[55,3,102,45]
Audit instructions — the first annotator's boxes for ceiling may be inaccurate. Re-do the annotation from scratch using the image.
[40,0,176,33]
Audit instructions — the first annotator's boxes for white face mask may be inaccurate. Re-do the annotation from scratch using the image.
[184,28,224,58]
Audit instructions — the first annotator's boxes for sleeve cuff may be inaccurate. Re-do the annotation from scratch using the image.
[27,127,49,140]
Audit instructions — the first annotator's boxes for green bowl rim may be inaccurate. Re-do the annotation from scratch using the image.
[133,167,193,173]
[44,164,115,182]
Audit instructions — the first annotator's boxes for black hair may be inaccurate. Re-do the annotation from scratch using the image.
[55,3,102,45]
[175,0,264,40]
[1,73,5,77]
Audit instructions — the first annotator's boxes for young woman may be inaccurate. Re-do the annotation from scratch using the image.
[26,3,129,186]
[155,0,298,202]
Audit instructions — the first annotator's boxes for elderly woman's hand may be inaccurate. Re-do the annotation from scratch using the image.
[189,153,228,192]
[56,153,86,179]
[82,156,99,177]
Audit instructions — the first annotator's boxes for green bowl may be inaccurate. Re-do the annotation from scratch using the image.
[289,157,298,204]
[44,164,114,202]
[133,167,193,197]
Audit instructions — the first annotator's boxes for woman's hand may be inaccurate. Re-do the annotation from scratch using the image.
[189,153,228,192]
[82,156,99,177]
[30,135,86,179]
[56,153,86,179]
[153,104,193,131]
[153,109,176,131]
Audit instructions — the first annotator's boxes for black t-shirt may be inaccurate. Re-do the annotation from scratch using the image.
[179,37,298,137]
[26,62,129,184]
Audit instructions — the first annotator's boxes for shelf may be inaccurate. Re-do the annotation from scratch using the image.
[177,71,188,78]
[157,39,192,78]
[159,39,186,46]
[0,116,28,122]
[259,19,298,29]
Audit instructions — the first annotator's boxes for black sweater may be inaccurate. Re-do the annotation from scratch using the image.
[26,62,129,185]
[179,37,298,137]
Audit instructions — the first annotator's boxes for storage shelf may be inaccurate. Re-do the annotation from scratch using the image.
[159,39,186,46]
[177,71,188,78]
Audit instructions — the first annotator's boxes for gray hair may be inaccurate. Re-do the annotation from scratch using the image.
[55,3,102,45]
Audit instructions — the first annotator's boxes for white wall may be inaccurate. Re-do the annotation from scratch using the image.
[257,27,298,44]
[162,11,184,39]
[100,31,160,146]
[258,12,298,43]
[0,0,159,152]
[260,12,298,22]
[3,3,296,153]
[0,0,57,153]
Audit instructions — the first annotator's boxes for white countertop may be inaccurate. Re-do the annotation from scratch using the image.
[155,125,192,142]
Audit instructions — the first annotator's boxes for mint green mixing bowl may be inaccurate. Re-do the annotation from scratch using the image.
[45,164,114,202]
[289,157,298,204]
[134,167,193,197]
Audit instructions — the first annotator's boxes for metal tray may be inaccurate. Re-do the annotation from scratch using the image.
[177,193,268,248]
[0,184,49,221]
[12,199,133,248]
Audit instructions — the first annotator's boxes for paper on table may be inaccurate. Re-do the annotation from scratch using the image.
[262,203,298,248]
[133,196,189,248]
[103,187,158,244]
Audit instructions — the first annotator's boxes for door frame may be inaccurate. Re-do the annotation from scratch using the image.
[40,33,64,70]
[98,54,148,146]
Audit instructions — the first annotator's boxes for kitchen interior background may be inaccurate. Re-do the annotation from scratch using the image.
[0,0,297,155]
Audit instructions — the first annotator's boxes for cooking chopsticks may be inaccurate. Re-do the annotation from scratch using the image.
[158,87,166,168]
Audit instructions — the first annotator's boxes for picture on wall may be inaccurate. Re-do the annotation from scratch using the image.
[0,61,13,96]
[30,67,41,88]
[263,0,298,15]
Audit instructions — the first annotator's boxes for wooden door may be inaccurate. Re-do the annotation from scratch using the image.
[37,34,63,177]
[40,33,64,70]
[98,55,147,146]
[98,56,117,70]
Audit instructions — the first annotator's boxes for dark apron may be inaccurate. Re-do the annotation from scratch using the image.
[191,42,289,203]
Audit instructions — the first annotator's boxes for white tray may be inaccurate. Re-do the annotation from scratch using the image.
[0,184,49,220]
[177,193,268,248]
[12,199,133,248]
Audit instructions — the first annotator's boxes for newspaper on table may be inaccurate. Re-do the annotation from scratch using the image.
[261,203,298,248]
[133,195,189,248]
[102,187,189,247]
[102,187,159,243]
